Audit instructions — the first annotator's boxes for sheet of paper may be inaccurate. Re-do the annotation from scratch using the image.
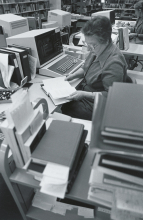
[43,77,76,99]
[28,54,37,80]
[0,53,9,88]
[6,90,34,133]
[115,188,143,216]
[42,163,69,184]
[78,207,94,218]
[40,181,68,199]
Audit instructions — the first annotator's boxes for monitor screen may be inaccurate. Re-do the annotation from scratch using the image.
[35,29,63,66]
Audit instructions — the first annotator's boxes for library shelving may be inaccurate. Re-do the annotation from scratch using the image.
[0,0,50,20]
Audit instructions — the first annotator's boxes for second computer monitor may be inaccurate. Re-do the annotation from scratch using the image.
[91,10,115,26]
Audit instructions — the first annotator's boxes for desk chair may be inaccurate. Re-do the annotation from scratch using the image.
[129,56,143,71]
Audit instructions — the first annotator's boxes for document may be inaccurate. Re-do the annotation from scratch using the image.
[42,77,76,105]
[39,163,69,198]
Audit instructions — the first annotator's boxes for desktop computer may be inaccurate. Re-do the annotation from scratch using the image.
[6,28,84,77]
[91,10,115,26]
[0,14,29,37]
[42,21,58,29]
[48,9,71,28]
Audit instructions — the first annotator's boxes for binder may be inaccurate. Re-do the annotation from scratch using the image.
[9,44,32,55]
[7,46,31,81]
[31,120,85,169]
[0,49,22,86]
[1,47,24,79]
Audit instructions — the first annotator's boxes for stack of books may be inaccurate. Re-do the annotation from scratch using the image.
[90,82,143,154]
[101,83,143,151]
[88,151,143,208]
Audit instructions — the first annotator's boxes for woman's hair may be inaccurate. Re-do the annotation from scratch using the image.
[81,16,112,44]
[134,0,143,11]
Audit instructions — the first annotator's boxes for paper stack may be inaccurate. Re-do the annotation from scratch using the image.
[32,190,95,218]
[40,163,70,199]
[88,150,143,216]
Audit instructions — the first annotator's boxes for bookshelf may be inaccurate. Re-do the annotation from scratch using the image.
[103,0,138,20]
[0,0,50,20]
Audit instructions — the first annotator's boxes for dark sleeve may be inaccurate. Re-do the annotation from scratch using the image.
[102,58,127,93]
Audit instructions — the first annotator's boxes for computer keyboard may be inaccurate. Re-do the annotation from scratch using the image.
[56,58,78,73]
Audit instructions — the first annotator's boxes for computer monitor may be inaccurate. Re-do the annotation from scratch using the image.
[0,14,29,37]
[48,9,71,28]
[6,28,63,68]
[91,10,115,25]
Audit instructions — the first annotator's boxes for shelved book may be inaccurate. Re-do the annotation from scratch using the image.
[88,151,143,207]
[99,82,143,151]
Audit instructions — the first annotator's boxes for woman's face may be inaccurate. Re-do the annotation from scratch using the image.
[84,35,108,56]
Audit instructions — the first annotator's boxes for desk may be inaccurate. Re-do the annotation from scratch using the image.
[0,74,82,115]
[0,137,107,220]
[121,43,143,56]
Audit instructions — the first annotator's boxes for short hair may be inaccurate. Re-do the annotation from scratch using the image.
[81,16,112,44]
[134,0,143,11]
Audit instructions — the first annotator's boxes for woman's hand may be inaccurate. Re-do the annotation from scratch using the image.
[66,91,85,101]
[65,74,76,81]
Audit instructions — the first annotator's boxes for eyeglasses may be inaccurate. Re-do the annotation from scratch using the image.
[82,41,98,50]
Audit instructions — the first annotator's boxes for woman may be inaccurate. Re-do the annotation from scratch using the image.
[61,16,128,120]
[128,0,143,44]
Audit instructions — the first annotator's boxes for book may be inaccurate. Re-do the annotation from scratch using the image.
[95,154,143,186]
[0,49,22,86]
[7,46,31,81]
[10,44,32,56]
[1,47,24,80]
[103,137,143,150]
[42,77,76,106]
[31,120,84,169]
[101,83,143,137]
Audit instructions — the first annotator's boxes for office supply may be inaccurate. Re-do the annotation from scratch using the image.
[94,153,143,186]
[118,28,124,50]
[48,9,71,28]
[9,44,32,56]
[101,83,143,137]
[0,47,24,79]
[6,46,31,81]
[0,49,22,86]
[0,14,29,37]
[91,10,115,25]
[0,25,7,47]
[31,120,84,167]
[42,77,76,105]
[6,28,84,77]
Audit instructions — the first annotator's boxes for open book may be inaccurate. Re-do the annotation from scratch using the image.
[42,77,76,105]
